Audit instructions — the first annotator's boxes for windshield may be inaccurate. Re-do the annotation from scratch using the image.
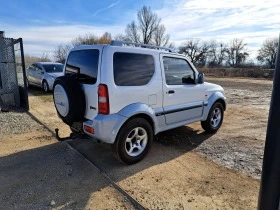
[42,64,64,73]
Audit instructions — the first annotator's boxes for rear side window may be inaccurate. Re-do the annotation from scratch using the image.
[113,52,155,86]
[66,50,99,82]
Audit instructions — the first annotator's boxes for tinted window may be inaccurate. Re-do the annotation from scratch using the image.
[66,50,99,81]
[163,57,195,85]
[113,53,155,86]
[42,64,63,73]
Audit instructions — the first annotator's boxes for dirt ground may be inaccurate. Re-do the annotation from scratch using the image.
[0,76,272,209]
[0,113,134,209]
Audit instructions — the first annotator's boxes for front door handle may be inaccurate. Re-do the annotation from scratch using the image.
[167,90,175,94]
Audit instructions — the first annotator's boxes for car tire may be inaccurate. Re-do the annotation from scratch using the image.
[112,118,153,164]
[201,102,224,133]
[42,80,49,93]
[53,76,86,126]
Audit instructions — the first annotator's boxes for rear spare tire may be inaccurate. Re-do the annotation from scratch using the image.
[53,76,86,126]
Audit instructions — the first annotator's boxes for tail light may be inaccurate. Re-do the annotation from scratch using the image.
[84,125,94,134]
[98,84,109,114]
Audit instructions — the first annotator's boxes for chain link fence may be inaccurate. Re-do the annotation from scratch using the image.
[0,31,28,111]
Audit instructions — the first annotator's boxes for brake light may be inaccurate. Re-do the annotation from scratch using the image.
[98,84,109,114]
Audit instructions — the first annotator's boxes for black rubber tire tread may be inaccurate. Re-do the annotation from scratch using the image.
[201,102,224,133]
[112,118,153,165]
[53,76,86,126]
[42,80,49,93]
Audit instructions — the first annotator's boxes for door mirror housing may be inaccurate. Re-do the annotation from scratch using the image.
[197,73,204,84]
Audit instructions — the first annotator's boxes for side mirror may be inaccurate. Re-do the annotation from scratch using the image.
[197,73,204,84]
[41,70,44,74]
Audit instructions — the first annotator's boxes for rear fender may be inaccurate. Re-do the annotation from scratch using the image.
[118,103,159,134]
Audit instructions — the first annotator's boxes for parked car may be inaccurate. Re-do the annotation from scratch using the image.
[26,62,64,92]
[53,41,226,164]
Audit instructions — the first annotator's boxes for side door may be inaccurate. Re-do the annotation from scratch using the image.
[34,64,44,85]
[27,64,36,83]
[160,54,205,125]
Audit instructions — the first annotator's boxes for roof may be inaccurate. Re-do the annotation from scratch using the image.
[36,62,63,65]
[70,40,177,55]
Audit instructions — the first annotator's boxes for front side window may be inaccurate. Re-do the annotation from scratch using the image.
[29,64,36,71]
[113,52,155,86]
[34,65,43,74]
[163,57,195,85]
[66,50,99,82]
[43,64,63,73]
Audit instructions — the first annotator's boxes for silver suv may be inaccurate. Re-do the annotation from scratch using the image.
[53,41,226,164]
[26,62,64,92]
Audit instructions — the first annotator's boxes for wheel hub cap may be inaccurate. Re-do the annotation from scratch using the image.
[210,108,222,128]
[125,127,148,157]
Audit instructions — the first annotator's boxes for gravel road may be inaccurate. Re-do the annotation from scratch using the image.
[0,111,39,135]
[194,77,272,179]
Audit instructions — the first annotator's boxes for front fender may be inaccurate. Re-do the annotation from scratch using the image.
[118,103,159,134]
[202,92,226,121]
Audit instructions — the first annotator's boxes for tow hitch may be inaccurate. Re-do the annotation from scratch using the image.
[55,128,73,141]
[55,128,91,142]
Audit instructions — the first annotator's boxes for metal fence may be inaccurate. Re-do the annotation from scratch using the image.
[0,31,28,111]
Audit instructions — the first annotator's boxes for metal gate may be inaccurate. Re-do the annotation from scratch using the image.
[0,31,28,111]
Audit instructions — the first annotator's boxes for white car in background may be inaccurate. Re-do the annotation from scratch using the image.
[26,62,64,92]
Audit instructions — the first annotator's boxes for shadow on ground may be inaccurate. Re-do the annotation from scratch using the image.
[0,124,212,209]
[0,141,134,209]
[68,125,213,181]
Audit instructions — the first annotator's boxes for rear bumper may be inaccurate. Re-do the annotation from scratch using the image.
[83,114,127,144]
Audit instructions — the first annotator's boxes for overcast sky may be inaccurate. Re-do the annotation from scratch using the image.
[1,0,279,59]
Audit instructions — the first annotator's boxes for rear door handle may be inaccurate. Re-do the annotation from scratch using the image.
[167,90,175,94]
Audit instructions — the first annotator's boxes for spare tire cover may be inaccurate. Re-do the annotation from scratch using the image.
[53,76,86,126]
[54,84,69,117]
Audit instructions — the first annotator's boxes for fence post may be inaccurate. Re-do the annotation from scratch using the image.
[258,35,280,209]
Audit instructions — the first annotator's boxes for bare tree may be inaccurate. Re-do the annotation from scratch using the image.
[226,38,249,67]
[71,33,98,46]
[125,21,140,43]
[257,38,278,68]
[40,52,51,62]
[98,32,112,44]
[71,32,111,46]
[125,6,170,46]
[114,34,131,42]
[53,44,72,63]
[207,41,227,67]
[53,32,112,63]
[153,24,170,47]
[179,39,211,65]
[25,53,51,67]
